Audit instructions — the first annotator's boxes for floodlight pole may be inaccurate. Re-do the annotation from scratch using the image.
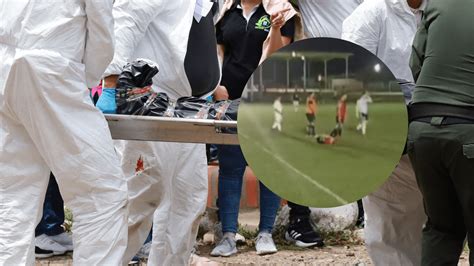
[303,57,307,93]
[345,56,349,79]
[324,59,328,89]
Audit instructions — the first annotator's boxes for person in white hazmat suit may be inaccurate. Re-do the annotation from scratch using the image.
[297,0,363,38]
[342,0,428,265]
[98,0,221,265]
[0,1,128,265]
[356,92,373,135]
[272,97,283,132]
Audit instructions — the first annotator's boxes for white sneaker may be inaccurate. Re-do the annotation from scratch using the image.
[48,232,73,251]
[210,233,237,257]
[255,232,277,255]
[35,234,68,256]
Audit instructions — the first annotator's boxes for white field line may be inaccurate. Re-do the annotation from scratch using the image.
[240,132,349,205]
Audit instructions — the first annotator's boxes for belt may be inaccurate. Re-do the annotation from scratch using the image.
[408,102,474,123]
[412,116,474,125]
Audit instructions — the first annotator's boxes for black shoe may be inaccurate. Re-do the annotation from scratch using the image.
[355,216,365,228]
[35,246,54,259]
[128,255,140,265]
[355,199,365,228]
[285,218,324,248]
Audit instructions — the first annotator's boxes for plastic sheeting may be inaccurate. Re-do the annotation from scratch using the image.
[115,60,238,122]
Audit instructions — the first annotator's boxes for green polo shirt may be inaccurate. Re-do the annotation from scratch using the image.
[410,0,474,107]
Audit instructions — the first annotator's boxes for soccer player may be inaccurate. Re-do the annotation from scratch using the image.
[316,134,336,145]
[272,96,283,132]
[356,91,373,135]
[305,93,318,137]
[292,92,300,112]
[331,94,347,137]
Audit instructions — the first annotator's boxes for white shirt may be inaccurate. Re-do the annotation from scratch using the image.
[237,4,260,23]
[299,0,363,38]
[357,95,373,114]
[273,99,283,114]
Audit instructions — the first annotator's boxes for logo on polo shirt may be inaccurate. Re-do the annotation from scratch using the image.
[255,15,271,31]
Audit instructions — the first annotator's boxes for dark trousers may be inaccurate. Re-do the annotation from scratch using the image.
[35,173,65,237]
[408,119,474,265]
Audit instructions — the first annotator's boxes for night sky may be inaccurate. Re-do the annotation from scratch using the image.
[259,38,397,87]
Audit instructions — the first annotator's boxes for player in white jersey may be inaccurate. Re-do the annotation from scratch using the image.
[272,96,283,132]
[356,91,373,135]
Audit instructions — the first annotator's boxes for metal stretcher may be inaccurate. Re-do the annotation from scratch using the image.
[105,114,239,145]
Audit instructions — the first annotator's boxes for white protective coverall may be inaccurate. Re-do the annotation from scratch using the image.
[298,0,363,38]
[0,1,128,265]
[342,0,428,265]
[103,1,218,265]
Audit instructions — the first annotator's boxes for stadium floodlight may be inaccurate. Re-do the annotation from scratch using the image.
[318,74,322,82]
[374,63,381,73]
[292,51,296,58]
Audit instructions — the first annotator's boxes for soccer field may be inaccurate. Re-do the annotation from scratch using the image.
[237,102,408,207]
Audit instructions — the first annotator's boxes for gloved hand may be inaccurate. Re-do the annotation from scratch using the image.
[96,88,117,114]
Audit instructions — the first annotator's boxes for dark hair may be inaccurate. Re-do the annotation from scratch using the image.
[231,0,240,9]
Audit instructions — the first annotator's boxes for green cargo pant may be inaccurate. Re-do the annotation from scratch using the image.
[407,117,474,266]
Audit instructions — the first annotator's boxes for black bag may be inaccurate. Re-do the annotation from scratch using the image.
[115,59,160,115]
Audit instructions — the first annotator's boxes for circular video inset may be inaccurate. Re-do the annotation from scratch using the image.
[238,38,408,207]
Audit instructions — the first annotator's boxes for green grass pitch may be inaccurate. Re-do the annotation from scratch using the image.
[237,102,408,207]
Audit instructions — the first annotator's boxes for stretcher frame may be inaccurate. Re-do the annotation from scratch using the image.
[105,114,239,145]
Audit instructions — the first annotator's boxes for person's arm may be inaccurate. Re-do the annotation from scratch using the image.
[217,44,225,65]
[337,103,343,122]
[410,9,432,83]
[341,3,382,55]
[103,0,164,87]
[83,0,115,88]
[264,18,292,56]
[214,20,229,100]
[260,9,295,63]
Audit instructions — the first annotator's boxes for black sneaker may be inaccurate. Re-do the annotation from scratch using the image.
[285,218,324,248]
[128,255,140,265]
[35,246,54,258]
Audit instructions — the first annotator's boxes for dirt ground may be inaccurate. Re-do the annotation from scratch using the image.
[35,245,471,266]
[34,245,373,266]
[198,244,372,265]
[35,210,471,265]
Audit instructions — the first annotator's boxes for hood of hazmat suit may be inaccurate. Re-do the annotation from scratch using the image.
[342,0,428,82]
[105,1,217,265]
[342,0,428,265]
[0,0,128,265]
[298,0,363,38]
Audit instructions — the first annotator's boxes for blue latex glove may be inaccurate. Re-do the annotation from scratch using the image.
[96,88,117,114]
